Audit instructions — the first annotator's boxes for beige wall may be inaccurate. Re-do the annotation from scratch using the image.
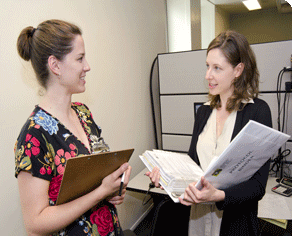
[230,7,292,44]
[0,1,167,235]
[191,0,202,50]
[215,6,230,37]
[213,6,292,44]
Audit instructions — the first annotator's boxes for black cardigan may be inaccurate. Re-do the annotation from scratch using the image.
[188,98,272,236]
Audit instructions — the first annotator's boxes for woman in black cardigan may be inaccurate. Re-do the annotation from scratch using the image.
[185,98,272,236]
[149,30,272,236]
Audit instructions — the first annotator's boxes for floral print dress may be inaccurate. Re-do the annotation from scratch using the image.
[15,102,123,236]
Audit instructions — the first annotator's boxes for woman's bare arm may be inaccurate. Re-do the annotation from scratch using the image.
[18,163,131,236]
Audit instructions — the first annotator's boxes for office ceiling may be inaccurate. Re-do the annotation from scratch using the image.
[209,0,292,13]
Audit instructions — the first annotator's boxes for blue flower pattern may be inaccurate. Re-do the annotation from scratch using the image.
[33,110,59,135]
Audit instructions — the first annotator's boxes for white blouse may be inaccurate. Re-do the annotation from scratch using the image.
[189,100,253,236]
[197,108,237,172]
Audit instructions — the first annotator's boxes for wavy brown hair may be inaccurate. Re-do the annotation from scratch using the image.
[17,19,82,88]
[207,30,259,112]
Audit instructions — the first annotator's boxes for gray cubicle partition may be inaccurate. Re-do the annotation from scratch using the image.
[156,40,292,160]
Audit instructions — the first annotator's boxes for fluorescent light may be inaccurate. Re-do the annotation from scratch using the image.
[285,0,292,6]
[242,0,261,10]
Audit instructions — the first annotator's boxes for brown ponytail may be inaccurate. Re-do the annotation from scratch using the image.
[17,20,82,88]
[17,26,35,61]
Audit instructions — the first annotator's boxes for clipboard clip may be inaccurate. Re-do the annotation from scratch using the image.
[91,136,110,153]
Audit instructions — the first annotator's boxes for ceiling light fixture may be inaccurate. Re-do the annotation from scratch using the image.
[242,0,262,10]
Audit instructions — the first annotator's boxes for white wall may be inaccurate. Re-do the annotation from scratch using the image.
[0,1,167,235]
[201,0,215,49]
[166,0,215,51]
[167,0,192,52]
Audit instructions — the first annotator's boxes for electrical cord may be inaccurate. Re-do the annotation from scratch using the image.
[271,67,291,178]
[276,68,285,132]
[282,92,290,133]
[142,183,155,206]
[276,68,291,133]
[270,149,291,175]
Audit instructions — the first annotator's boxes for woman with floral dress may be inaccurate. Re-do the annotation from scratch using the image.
[15,19,131,236]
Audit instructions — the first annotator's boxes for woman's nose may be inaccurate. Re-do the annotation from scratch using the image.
[84,59,91,72]
[205,68,212,80]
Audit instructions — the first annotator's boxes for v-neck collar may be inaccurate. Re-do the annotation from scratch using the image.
[36,104,92,154]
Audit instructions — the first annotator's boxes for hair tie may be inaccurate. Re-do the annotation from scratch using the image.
[30,28,36,37]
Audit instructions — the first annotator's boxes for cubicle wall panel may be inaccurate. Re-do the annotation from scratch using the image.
[160,94,208,135]
[157,40,292,164]
[158,40,292,95]
[251,41,292,92]
[160,93,292,153]
[162,134,192,152]
[260,93,292,139]
[158,50,208,94]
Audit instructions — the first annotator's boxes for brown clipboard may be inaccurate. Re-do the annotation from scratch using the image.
[56,148,134,205]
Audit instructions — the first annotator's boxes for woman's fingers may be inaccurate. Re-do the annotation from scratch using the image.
[113,163,130,180]
[102,163,131,196]
[145,167,161,187]
[150,167,161,187]
[107,189,126,205]
[123,165,132,186]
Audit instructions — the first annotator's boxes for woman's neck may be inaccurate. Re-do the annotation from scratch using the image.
[219,94,230,112]
[39,87,73,119]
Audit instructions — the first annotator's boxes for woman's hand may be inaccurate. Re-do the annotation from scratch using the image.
[107,189,126,205]
[145,167,164,189]
[105,164,132,205]
[179,176,225,206]
[100,163,132,200]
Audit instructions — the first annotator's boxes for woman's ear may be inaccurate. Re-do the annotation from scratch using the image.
[48,55,61,76]
[235,62,244,78]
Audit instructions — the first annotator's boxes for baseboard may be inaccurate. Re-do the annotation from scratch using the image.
[130,203,154,231]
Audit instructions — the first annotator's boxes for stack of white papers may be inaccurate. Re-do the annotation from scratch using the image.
[140,120,290,202]
[140,150,204,201]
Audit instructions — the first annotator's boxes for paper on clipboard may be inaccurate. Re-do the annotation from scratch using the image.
[56,148,134,205]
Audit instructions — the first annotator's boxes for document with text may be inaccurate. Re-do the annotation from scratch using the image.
[140,120,290,202]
